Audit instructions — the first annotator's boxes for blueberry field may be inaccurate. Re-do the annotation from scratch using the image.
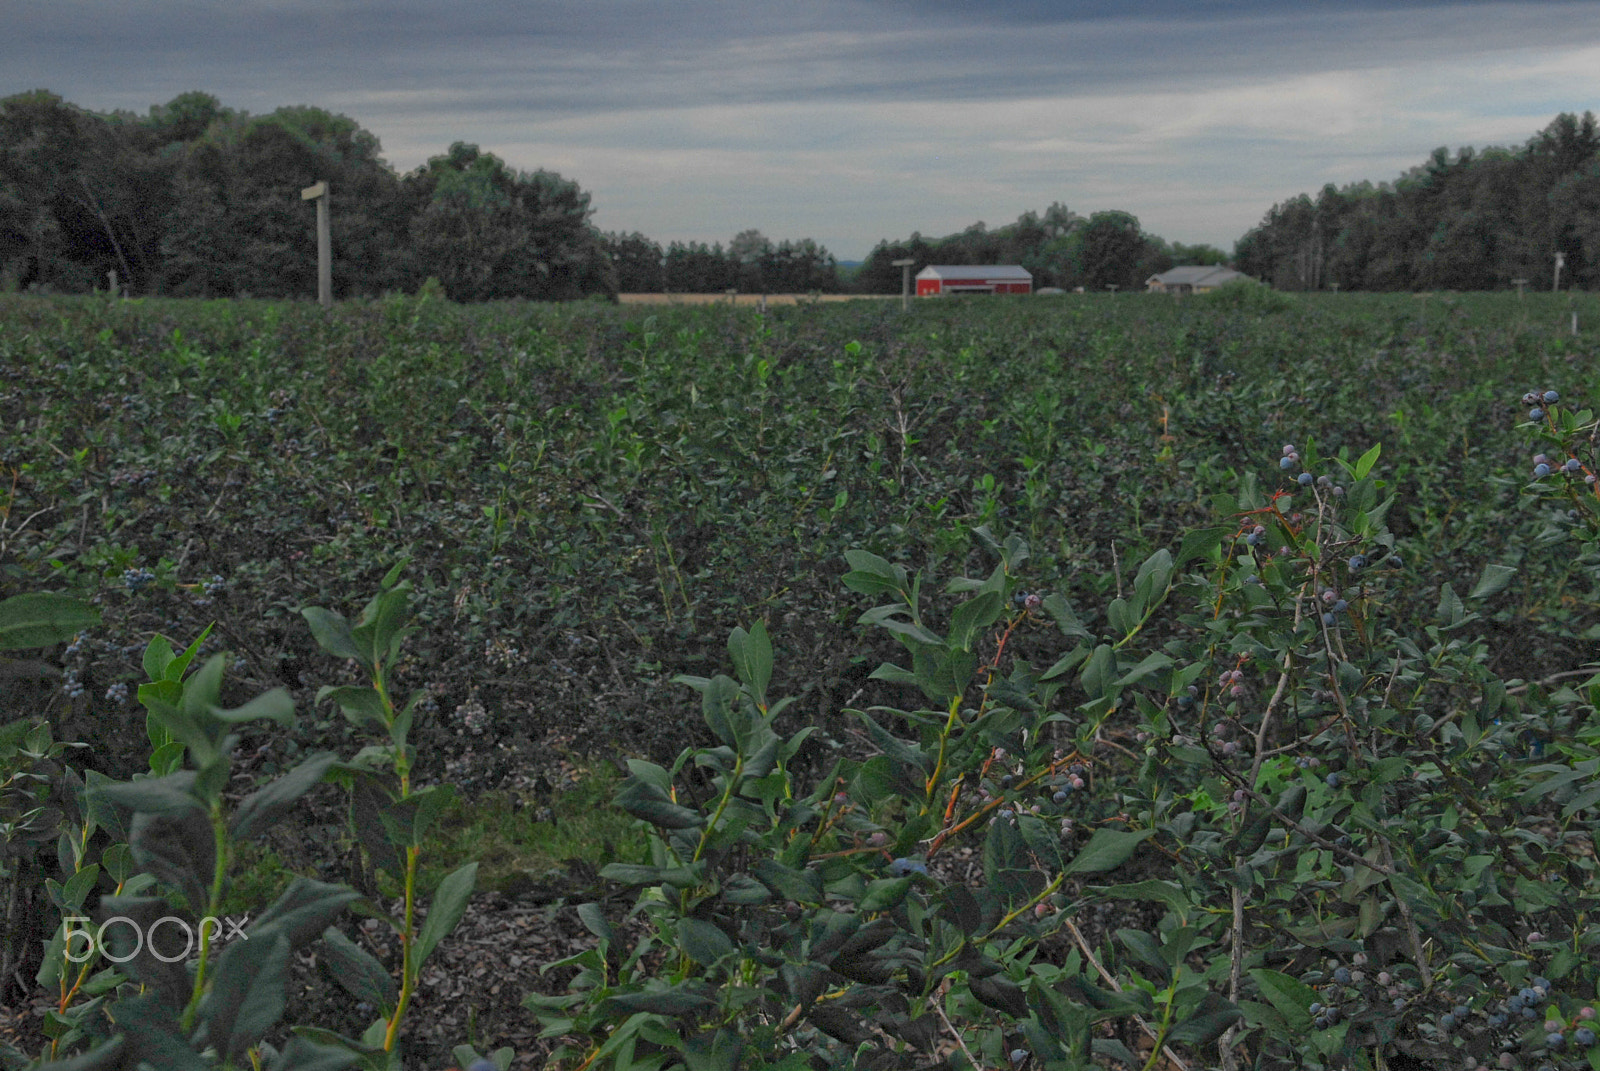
[2,287,1599,1071]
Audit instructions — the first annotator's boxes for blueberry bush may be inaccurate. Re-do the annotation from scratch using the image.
[2,290,1598,1067]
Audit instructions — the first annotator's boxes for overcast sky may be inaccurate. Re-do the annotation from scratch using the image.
[7,1,1600,260]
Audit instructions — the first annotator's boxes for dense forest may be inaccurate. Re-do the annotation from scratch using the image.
[3,90,1597,298]
[1235,111,1600,291]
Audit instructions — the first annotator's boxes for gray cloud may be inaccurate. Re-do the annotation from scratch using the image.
[6,1,1599,258]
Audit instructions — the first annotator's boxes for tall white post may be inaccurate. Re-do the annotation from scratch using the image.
[301,181,331,307]
[893,258,915,311]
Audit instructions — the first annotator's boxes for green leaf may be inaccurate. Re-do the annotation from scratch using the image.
[1468,563,1517,600]
[601,862,707,888]
[232,753,341,840]
[0,593,99,651]
[318,927,398,1012]
[728,621,774,708]
[677,918,736,965]
[266,1037,364,1071]
[1354,442,1382,480]
[1176,526,1232,568]
[142,634,176,682]
[413,862,477,970]
[316,685,388,729]
[947,590,1004,652]
[214,685,294,727]
[1116,651,1173,688]
[576,902,616,943]
[203,932,291,1060]
[603,985,717,1017]
[1436,584,1466,628]
[301,607,366,663]
[251,878,363,949]
[129,806,215,914]
[970,973,1027,1018]
[1062,828,1153,876]
[1248,967,1314,1030]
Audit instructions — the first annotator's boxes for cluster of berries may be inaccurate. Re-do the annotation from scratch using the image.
[1218,667,1247,699]
[1049,764,1088,804]
[103,682,129,703]
[453,695,490,735]
[122,567,156,592]
[60,668,85,700]
[1318,586,1350,627]
[108,467,158,489]
[1523,389,1560,421]
[1012,590,1044,611]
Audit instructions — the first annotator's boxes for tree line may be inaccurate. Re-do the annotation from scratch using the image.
[6,89,1595,300]
[1235,111,1600,291]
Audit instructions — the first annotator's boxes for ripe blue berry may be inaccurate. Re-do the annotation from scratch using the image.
[1573,1027,1596,1046]
[1011,1049,1029,1065]
[1565,458,1582,473]
[1298,472,1314,486]
[1441,1013,1456,1031]
[1326,773,1342,789]
[1543,390,1559,404]
[1333,599,1348,612]
[1530,407,1545,420]
[1322,612,1336,626]
[1053,790,1069,804]
[1534,463,1551,477]
[1280,456,1294,470]
[1348,554,1367,571]
[888,858,928,877]
[1546,1032,1565,1050]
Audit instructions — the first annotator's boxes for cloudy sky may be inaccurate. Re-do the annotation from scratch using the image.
[7,1,1600,260]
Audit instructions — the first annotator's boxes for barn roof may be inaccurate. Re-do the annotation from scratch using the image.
[1148,266,1247,287]
[916,265,1033,280]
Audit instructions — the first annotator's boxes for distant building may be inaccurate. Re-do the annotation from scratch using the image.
[916,265,1033,296]
[1146,266,1252,294]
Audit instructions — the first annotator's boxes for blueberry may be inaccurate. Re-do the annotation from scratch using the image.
[467,1061,499,1071]
[1011,1049,1028,1065]
[1282,443,1296,456]
[1565,458,1582,472]
[1535,463,1551,477]
[1533,976,1551,991]
[1543,390,1559,404]
[1546,1032,1564,1050]
[1574,1027,1596,1046]
[1333,966,1351,984]
[1024,592,1042,611]
[1053,790,1069,803]
[1244,574,1260,585]
[1326,773,1342,789]
[1309,1002,1324,1015]
[1348,554,1367,571]
[1280,456,1294,470]
[888,858,928,877]
[1333,599,1348,612]
[1530,407,1545,420]
[1441,1012,1456,1031]
[1534,453,1550,465]
[1523,392,1541,405]
[1322,612,1336,626]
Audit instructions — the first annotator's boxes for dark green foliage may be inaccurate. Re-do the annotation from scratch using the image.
[1236,111,1600,291]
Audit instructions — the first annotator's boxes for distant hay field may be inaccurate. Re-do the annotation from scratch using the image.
[618,293,897,306]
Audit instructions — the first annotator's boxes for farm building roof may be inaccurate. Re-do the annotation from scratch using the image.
[1147,266,1248,287]
[916,265,1033,280]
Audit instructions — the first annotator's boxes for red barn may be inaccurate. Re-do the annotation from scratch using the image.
[915,265,1033,296]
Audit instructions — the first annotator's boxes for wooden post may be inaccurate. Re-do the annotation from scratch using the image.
[892,258,915,311]
[1553,251,1565,293]
[301,181,331,307]
[107,270,118,298]
[1512,278,1527,300]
